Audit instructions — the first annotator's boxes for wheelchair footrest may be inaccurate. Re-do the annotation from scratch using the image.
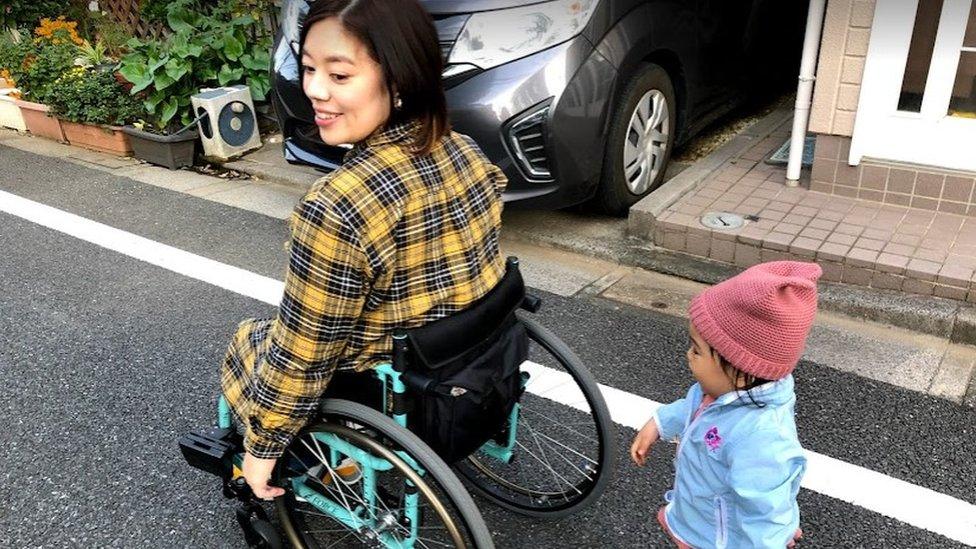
[179,427,239,478]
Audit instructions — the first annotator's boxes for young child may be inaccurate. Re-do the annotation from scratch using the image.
[631,261,820,548]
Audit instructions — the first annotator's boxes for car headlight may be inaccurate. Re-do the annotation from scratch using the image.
[448,0,598,71]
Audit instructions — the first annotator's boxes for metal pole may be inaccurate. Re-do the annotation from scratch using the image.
[786,0,829,185]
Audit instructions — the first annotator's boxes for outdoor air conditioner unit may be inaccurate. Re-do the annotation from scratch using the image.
[191,85,262,161]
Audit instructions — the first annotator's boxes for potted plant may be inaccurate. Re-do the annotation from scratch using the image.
[117,0,271,169]
[46,66,142,155]
[5,20,80,142]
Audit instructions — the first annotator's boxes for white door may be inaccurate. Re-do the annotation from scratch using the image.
[850,0,976,171]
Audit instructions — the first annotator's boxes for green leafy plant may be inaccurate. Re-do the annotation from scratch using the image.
[0,27,26,73]
[139,0,203,24]
[2,28,76,103]
[75,39,110,67]
[46,66,142,125]
[83,11,130,59]
[119,1,271,133]
[0,1,65,30]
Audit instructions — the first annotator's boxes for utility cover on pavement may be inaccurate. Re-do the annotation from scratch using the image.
[701,211,745,230]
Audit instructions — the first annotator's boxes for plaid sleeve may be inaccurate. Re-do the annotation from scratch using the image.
[489,161,508,195]
[243,193,369,459]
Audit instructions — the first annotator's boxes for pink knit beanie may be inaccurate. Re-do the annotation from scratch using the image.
[689,261,821,380]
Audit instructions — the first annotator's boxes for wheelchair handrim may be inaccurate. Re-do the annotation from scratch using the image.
[276,421,468,549]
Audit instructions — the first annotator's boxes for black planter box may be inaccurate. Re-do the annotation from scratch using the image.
[122,126,199,170]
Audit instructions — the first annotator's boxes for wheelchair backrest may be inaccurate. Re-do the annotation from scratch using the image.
[395,257,526,371]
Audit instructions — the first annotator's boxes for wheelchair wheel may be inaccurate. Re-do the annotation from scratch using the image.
[455,313,614,519]
[274,399,494,549]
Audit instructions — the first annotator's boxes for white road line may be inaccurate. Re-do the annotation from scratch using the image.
[0,190,285,305]
[2,189,975,547]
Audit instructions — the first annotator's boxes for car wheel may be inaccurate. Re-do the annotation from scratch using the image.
[594,63,677,216]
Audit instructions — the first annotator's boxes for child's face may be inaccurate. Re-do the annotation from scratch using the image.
[687,322,737,398]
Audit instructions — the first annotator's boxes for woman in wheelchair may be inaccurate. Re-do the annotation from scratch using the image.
[180,1,614,547]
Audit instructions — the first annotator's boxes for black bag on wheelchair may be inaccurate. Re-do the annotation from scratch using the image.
[398,260,529,463]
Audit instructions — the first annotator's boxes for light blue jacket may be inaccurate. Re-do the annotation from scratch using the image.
[653,376,806,549]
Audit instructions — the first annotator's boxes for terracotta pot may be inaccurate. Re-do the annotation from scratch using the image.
[0,95,26,131]
[61,120,133,156]
[14,99,67,142]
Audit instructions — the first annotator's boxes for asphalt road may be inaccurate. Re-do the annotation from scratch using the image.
[1,146,973,548]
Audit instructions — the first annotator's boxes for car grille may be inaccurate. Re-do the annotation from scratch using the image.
[507,103,553,181]
[512,123,550,177]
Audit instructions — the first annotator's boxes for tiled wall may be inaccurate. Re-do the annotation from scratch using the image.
[810,135,976,217]
[808,0,876,137]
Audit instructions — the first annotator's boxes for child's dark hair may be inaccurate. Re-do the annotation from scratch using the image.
[718,355,770,408]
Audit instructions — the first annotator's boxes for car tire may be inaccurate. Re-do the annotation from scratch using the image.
[593,63,677,216]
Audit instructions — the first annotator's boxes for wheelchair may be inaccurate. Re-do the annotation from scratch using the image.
[180,258,615,549]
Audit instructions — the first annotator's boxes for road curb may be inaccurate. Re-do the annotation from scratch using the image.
[222,157,321,190]
[501,225,976,346]
[627,106,794,240]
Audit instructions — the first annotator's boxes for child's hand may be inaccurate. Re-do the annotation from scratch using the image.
[630,419,660,467]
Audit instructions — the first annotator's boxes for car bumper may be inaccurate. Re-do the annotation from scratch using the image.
[445,36,618,210]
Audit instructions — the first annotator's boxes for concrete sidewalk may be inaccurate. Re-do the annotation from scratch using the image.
[630,109,976,306]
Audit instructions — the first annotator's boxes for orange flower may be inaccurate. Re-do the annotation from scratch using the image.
[34,16,84,46]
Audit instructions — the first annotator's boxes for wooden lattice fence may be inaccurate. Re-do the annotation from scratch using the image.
[100,0,168,40]
[98,0,280,42]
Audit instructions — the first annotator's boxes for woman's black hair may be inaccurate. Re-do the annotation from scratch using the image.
[718,355,770,408]
[299,0,450,155]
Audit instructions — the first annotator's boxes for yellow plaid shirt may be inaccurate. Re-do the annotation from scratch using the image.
[220,122,507,458]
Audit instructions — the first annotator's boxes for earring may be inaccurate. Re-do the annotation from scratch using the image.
[394,94,403,110]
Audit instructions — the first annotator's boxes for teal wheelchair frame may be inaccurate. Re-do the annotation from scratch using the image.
[212,359,524,549]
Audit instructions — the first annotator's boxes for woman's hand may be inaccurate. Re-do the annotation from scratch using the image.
[242,452,286,500]
[630,419,660,467]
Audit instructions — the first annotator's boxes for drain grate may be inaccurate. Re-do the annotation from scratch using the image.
[767,136,815,167]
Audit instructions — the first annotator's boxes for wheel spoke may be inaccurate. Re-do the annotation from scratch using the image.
[637,95,651,130]
[624,153,644,181]
[518,422,598,467]
[650,92,667,129]
[623,138,640,168]
[650,144,665,170]
[323,529,359,548]
[515,429,583,496]
[518,407,598,444]
[519,417,596,485]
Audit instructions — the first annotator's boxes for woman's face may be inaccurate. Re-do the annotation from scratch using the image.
[301,17,392,146]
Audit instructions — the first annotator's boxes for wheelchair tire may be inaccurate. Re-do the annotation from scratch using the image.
[274,399,494,549]
[455,313,615,519]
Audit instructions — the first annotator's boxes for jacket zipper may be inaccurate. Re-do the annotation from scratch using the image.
[714,495,728,549]
[669,396,714,545]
